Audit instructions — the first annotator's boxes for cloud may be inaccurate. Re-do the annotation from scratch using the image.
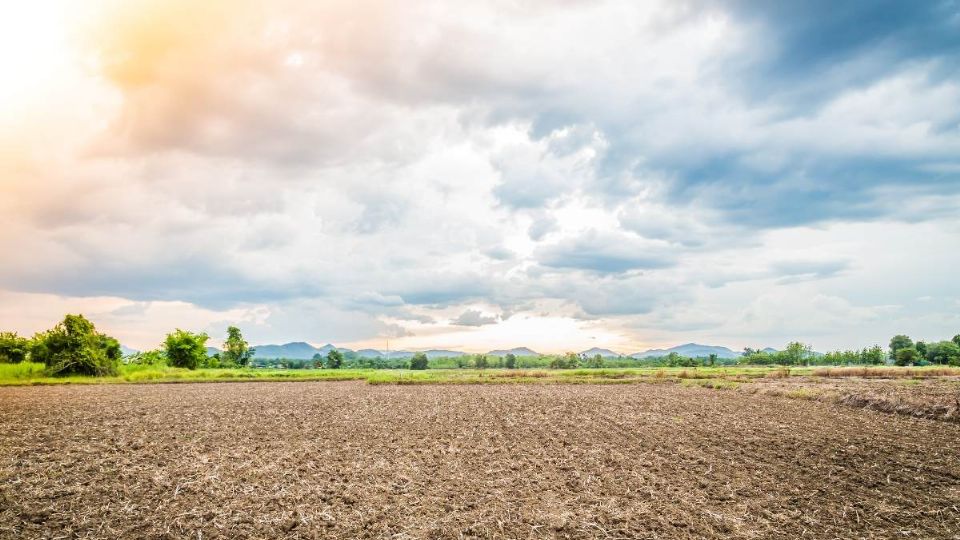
[1,0,959,352]
[771,259,849,284]
[537,230,677,273]
[450,309,499,327]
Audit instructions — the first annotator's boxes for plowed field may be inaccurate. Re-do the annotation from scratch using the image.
[2,382,958,539]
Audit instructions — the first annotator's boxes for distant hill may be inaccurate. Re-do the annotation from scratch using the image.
[349,349,470,359]
[252,342,355,360]
[580,347,622,357]
[205,346,221,357]
[631,343,740,359]
[487,347,538,357]
[424,349,468,358]
[120,345,139,356]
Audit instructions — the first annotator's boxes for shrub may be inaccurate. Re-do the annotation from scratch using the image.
[0,332,30,363]
[163,329,209,370]
[128,349,167,366]
[31,314,121,376]
[410,352,428,370]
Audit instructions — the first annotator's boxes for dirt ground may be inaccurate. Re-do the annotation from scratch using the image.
[1,382,958,539]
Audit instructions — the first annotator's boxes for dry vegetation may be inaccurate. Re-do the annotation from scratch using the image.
[738,376,960,423]
[2,381,959,539]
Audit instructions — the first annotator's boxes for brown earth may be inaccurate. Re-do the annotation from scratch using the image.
[1,382,958,539]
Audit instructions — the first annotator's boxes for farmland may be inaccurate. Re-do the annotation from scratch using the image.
[2,379,959,538]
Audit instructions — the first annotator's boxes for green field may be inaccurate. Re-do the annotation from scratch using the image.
[2,362,958,387]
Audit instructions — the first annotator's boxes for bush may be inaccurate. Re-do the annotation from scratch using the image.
[0,332,30,363]
[410,352,428,370]
[163,330,209,370]
[128,349,167,366]
[31,314,121,376]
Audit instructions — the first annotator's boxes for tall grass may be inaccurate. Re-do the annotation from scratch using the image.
[0,362,46,381]
[812,366,960,378]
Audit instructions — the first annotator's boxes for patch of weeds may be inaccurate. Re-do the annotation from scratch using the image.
[785,387,819,400]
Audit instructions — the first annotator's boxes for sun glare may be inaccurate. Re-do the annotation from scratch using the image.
[0,1,73,110]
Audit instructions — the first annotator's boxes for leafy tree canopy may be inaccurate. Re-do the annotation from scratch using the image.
[0,332,30,364]
[163,329,209,370]
[894,346,920,366]
[222,326,254,367]
[31,314,121,376]
[410,352,428,370]
[889,335,913,358]
[326,349,344,369]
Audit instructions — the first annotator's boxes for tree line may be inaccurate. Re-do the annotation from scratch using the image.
[2,314,958,376]
[887,334,960,366]
[0,314,256,375]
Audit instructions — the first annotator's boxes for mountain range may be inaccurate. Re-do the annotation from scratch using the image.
[136,341,776,360]
[629,343,742,359]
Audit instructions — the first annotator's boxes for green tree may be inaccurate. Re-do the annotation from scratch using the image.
[474,354,488,369]
[889,335,913,360]
[915,341,928,357]
[326,349,344,369]
[783,342,813,366]
[953,334,960,347]
[860,345,885,365]
[548,352,580,369]
[0,332,30,363]
[894,346,920,366]
[163,329,209,370]
[31,314,121,376]
[504,353,517,369]
[312,353,324,369]
[925,341,960,366]
[222,326,254,367]
[585,353,604,368]
[410,352,429,370]
[708,353,717,367]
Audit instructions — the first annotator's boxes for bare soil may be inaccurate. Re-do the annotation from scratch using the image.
[1,382,958,539]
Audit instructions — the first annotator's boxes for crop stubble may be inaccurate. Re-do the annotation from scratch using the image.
[1,382,958,539]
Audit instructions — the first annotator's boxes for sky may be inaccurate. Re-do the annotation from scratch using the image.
[1,0,958,354]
